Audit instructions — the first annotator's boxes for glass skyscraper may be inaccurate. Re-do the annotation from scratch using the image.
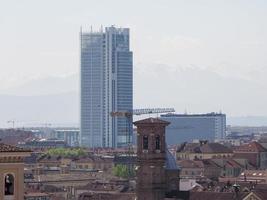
[80,26,133,148]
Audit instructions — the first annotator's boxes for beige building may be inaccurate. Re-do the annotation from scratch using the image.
[0,143,31,200]
[176,141,233,160]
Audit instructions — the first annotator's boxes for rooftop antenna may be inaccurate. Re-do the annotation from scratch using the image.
[184,109,187,115]
[90,25,93,32]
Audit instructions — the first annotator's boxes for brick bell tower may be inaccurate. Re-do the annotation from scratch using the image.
[134,118,170,200]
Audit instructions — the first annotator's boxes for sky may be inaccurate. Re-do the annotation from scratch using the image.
[1,0,267,118]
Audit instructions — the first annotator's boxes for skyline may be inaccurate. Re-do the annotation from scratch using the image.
[1,0,267,120]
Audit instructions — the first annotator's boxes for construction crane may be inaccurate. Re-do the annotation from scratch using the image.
[7,120,16,129]
[111,107,175,144]
[110,108,175,177]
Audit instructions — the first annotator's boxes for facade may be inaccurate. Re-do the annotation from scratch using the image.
[215,138,241,147]
[176,141,233,160]
[160,113,226,145]
[233,141,267,169]
[177,160,205,179]
[51,128,80,147]
[72,156,114,172]
[80,26,133,148]
[212,158,243,177]
[0,143,31,200]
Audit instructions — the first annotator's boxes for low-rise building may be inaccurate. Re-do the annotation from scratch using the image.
[24,192,51,200]
[202,159,222,179]
[238,170,267,183]
[19,139,67,149]
[233,141,267,169]
[177,160,204,179]
[72,156,114,172]
[212,158,243,177]
[51,128,80,147]
[177,141,233,160]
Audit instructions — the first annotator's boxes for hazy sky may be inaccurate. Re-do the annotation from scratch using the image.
[1,0,267,117]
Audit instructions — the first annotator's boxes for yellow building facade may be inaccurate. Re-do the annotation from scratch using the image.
[0,143,31,200]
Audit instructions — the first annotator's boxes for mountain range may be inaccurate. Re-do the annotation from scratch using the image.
[1,64,267,127]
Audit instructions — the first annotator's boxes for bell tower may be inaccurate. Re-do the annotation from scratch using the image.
[134,118,170,200]
[0,143,31,200]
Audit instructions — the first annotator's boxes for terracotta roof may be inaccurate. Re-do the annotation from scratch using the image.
[78,192,135,200]
[234,141,266,152]
[224,159,243,168]
[0,143,30,153]
[202,159,222,169]
[190,192,230,200]
[254,190,267,199]
[211,158,243,169]
[24,192,50,197]
[190,190,267,200]
[178,142,232,154]
[178,160,204,168]
[133,118,170,126]
[200,143,232,153]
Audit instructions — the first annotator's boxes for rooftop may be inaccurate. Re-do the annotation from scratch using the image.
[133,118,170,126]
[234,141,267,152]
[0,143,30,153]
[177,142,233,154]
[177,160,204,168]
[166,149,179,170]
[161,112,225,118]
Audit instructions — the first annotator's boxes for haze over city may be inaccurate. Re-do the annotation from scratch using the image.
[3,1,267,200]
[1,0,267,127]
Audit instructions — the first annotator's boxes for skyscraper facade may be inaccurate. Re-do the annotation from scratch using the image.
[80,26,133,148]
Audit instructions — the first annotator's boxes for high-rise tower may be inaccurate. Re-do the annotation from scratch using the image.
[80,26,133,148]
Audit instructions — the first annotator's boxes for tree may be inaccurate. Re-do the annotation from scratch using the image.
[112,164,129,178]
[112,164,136,178]
[46,148,86,158]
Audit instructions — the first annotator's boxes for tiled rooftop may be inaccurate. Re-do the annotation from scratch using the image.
[0,143,30,153]
[133,118,170,125]
[234,141,267,152]
[177,142,233,154]
[177,160,204,168]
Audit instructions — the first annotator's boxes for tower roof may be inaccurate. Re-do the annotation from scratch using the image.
[166,148,179,170]
[133,117,170,126]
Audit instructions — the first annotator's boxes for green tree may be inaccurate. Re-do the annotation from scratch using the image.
[112,164,135,178]
[46,148,86,158]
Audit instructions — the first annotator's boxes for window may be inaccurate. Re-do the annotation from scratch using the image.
[143,135,148,150]
[5,174,14,195]
[155,135,160,150]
